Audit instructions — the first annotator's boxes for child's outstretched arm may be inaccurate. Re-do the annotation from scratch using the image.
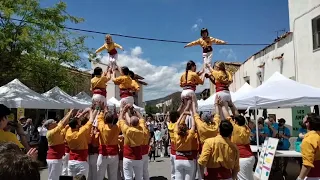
[184,39,200,48]
[114,43,124,51]
[95,44,106,54]
[210,37,227,44]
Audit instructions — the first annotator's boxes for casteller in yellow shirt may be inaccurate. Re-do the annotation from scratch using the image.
[180,70,204,91]
[198,120,239,179]
[0,130,24,149]
[96,34,123,56]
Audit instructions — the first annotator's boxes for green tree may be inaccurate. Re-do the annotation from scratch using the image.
[145,105,160,115]
[0,0,92,92]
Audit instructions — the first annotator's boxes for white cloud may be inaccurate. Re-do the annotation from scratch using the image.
[219,48,238,61]
[131,46,143,57]
[97,46,210,101]
[191,18,203,31]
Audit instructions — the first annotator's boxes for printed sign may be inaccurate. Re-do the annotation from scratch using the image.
[254,137,279,180]
[291,107,311,136]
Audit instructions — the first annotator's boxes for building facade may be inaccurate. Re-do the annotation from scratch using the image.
[229,0,320,131]
[91,61,146,107]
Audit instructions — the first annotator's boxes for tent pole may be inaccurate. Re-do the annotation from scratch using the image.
[255,105,260,156]
[45,109,48,119]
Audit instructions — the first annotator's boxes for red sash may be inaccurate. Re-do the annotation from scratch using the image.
[93,88,107,97]
[69,149,88,161]
[170,143,176,155]
[183,85,196,91]
[47,144,65,160]
[65,143,70,154]
[123,145,142,160]
[120,89,133,98]
[176,151,194,160]
[206,167,232,179]
[108,48,117,55]
[215,82,229,92]
[99,145,119,156]
[88,144,99,155]
[237,144,253,158]
[141,145,149,155]
[308,160,320,177]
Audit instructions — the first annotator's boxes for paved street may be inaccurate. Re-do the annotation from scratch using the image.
[41,157,171,180]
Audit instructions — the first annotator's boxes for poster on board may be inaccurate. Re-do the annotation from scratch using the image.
[291,107,310,136]
[254,137,279,180]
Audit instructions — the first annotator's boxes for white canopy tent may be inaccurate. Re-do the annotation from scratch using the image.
[234,72,320,109]
[43,87,90,109]
[198,83,254,111]
[0,79,63,109]
[107,97,145,112]
[73,91,92,102]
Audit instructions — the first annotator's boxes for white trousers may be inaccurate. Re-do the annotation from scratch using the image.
[123,157,143,180]
[305,178,320,180]
[92,94,106,104]
[109,54,118,70]
[175,159,195,180]
[170,154,176,180]
[203,51,213,73]
[88,154,98,180]
[97,154,119,180]
[68,160,89,178]
[238,156,255,180]
[61,153,69,176]
[216,90,232,120]
[118,160,124,180]
[142,154,149,180]
[181,89,197,109]
[120,96,134,110]
[47,159,63,180]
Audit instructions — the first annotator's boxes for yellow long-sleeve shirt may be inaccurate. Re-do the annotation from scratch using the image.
[180,70,204,88]
[96,43,123,54]
[46,122,66,159]
[301,130,320,177]
[65,121,92,161]
[210,69,233,85]
[168,122,176,154]
[118,119,145,160]
[97,113,121,155]
[47,122,65,146]
[174,129,195,152]
[0,130,24,149]
[186,37,225,48]
[131,80,140,92]
[226,116,253,158]
[113,75,132,90]
[198,135,240,171]
[194,114,220,144]
[91,76,110,90]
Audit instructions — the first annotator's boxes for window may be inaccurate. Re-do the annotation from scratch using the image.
[257,72,263,85]
[312,16,320,50]
[243,76,250,85]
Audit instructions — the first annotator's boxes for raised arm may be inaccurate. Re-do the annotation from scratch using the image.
[114,43,124,51]
[210,37,227,44]
[184,39,200,48]
[95,44,106,54]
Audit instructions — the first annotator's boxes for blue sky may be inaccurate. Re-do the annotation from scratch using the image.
[41,0,290,100]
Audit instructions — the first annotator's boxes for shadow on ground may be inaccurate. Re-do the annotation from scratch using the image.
[150,176,168,180]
